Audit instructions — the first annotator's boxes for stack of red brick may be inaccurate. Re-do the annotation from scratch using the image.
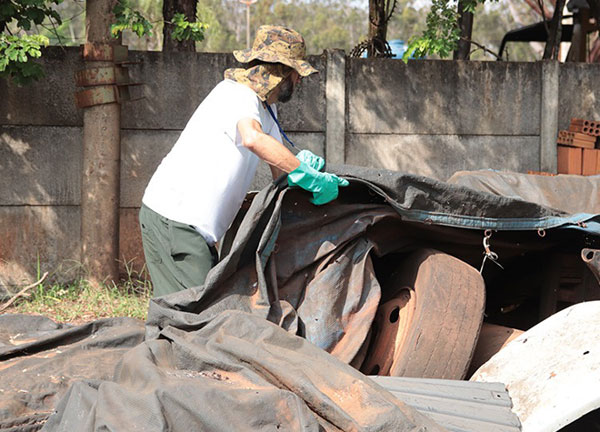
[557,118,600,175]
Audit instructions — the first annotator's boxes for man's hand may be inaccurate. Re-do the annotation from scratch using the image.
[287,161,349,205]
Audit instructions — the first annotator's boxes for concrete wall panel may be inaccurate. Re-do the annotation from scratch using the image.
[0,206,80,290]
[0,126,81,205]
[346,134,540,181]
[0,206,149,290]
[122,51,238,130]
[0,48,325,133]
[275,54,326,132]
[120,129,180,207]
[558,64,600,131]
[0,48,83,127]
[123,51,325,132]
[348,60,541,136]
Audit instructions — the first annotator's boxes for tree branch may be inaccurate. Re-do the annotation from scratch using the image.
[462,37,502,59]
[543,0,566,59]
[0,272,48,313]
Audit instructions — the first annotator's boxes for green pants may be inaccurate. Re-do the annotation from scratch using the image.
[139,204,217,298]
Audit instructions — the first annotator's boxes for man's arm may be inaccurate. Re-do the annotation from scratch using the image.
[238,117,349,205]
[237,117,300,179]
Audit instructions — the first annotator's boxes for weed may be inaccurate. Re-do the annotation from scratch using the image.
[4,258,153,324]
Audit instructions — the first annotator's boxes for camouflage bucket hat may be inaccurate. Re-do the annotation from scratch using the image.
[233,25,318,77]
[224,63,289,101]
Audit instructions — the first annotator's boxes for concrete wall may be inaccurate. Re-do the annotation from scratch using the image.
[346,60,542,179]
[1,46,599,289]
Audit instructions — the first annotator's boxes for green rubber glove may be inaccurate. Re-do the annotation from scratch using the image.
[296,150,325,171]
[288,161,349,205]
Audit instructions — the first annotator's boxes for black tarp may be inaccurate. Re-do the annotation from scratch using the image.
[0,315,145,430]
[1,166,598,431]
[447,170,600,215]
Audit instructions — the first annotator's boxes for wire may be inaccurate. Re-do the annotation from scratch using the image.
[265,103,303,152]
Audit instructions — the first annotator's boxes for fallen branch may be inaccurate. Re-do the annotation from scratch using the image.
[0,272,48,313]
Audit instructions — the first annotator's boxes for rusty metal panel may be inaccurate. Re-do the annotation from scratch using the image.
[582,248,600,284]
[75,66,136,87]
[370,376,521,432]
[0,206,81,293]
[75,85,118,108]
[75,67,117,87]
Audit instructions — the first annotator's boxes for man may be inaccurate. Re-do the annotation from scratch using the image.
[139,25,349,297]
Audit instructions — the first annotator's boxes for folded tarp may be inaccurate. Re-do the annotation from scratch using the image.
[44,311,444,431]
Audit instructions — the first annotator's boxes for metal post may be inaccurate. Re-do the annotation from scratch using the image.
[246,4,250,49]
[239,0,257,49]
[81,0,121,287]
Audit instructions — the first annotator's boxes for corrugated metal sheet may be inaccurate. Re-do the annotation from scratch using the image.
[369,376,521,432]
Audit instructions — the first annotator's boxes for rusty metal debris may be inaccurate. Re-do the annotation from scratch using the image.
[74,43,143,108]
[582,248,600,285]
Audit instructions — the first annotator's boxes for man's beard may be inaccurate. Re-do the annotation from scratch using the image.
[277,77,294,103]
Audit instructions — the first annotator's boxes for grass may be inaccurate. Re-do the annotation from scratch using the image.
[3,261,152,324]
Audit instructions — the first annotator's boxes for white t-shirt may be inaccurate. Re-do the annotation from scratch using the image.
[142,79,282,245]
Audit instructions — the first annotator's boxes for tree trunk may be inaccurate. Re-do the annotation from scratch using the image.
[368,0,388,57]
[543,0,566,59]
[453,0,474,60]
[82,0,121,287]
[163,0,198,52]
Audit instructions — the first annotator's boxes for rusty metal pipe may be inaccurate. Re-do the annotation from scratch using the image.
[582,248,600,286]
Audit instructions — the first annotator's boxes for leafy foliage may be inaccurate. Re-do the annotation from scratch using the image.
[197,0,368,54]
[0,34,48,84]
[170,12,206,42]
[0,0,62,32]
[111,0,153,38]
[403,0,495,60]
[0,0,62,84]
[111,0,206,43]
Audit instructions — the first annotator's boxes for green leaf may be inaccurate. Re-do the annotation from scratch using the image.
[0,57,9,72]
[0,3,17,19]
[171,14,207,42]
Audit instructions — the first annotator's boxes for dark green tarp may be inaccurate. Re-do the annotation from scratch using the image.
[1,167,598,431]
